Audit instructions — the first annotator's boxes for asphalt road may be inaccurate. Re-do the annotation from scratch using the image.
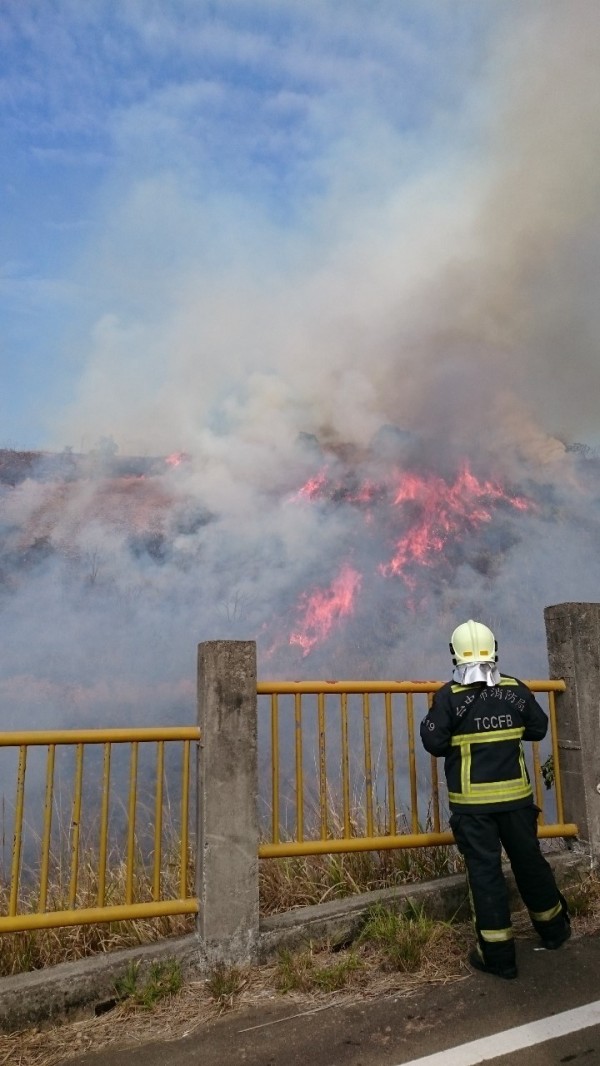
[65,933,600,1066]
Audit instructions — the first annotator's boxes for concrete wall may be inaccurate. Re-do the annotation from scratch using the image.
[545,602,600,862]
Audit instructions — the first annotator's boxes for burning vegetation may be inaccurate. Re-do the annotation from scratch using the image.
[1,431,599,726]
[284,460,534,657]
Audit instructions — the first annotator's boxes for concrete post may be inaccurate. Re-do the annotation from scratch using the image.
[544,602,600,863]
[196,640,259,965]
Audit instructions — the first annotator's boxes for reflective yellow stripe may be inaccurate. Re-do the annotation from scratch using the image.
[529,901,563,923]
[462,739,471,797]
[499,678,518,686]
[468,779,532,793]
[451,728,525,745]
[449,727,531,806]
[518,746,528,785]
[451,684,472,693]
[448,783,533,805]
[467,771,531,792]
[480,927,514,943]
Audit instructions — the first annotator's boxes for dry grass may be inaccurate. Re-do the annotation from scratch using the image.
[0,788,595,1066]
[259,806,464,915]
[0,799,461,977]
[259,844,462,914]
[0,910,471,1066]
[0,842,195,978]
[3,871,600,1066]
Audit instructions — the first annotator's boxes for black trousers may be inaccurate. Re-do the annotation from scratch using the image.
[450,805,568,966]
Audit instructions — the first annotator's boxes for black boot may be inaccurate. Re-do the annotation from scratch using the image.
[542,910,571,950]
[468,949,518,980]
[541,895,571,950]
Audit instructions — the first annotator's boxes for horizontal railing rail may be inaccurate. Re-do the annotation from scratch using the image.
[0,726,200,933]
[257,680,577,858]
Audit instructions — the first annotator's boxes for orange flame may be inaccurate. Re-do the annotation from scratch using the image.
[382,463,532,580]
[284,459,534,652]
[289,563,362,657]
[288,469,328,502]
[165,452,189,468]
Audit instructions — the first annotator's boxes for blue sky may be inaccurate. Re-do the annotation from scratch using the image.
[1,1,598,457]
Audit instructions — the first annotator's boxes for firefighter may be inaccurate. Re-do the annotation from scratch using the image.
[420,619,570,979]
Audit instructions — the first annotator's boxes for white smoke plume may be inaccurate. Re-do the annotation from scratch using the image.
[54,3,600,464]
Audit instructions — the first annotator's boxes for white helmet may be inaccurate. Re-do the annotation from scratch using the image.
[450,620,497,666]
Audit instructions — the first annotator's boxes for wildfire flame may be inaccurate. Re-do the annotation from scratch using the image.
[289,563,362,657]
[165,452,189,468]
[382,463,532,581]
[288,470,328,502]
[287,460,533,653]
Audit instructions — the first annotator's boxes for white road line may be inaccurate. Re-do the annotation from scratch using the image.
[397,999,600,1066]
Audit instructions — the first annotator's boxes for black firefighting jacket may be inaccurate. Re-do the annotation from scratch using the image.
[420,674,548,813]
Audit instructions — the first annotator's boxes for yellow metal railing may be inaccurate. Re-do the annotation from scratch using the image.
[0,682,576,928]
[0,727,200,933]
[257,680,577,858]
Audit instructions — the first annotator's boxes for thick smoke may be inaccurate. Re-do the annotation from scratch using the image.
[54,4,600,466]
[2,440,600,731]
[3,3,600,728]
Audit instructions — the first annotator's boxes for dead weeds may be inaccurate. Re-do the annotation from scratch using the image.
[2,870,599,1066]
[0,920,471,1065]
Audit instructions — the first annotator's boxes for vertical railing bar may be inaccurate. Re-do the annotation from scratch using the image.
[532,741,545,823]
[384,692,396,835]
[271,695,280,845]
[548,691,565,825]
[179,740,191,899]
[69,743,85,909]
[295,693,304,842]
[340,693,351,838]
[318,693,327,840]
[126,742,138,905]
[406,693,419,833]
[9,746,27,917]
[152,741,165,902]
[98,742,111,907]
[38,744,56,913]
[363,694,374,838]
